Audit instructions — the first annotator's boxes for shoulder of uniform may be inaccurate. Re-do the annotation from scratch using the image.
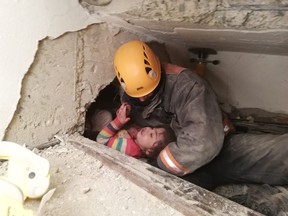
[162,62,187,75]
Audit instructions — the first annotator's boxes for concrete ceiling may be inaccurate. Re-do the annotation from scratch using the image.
[80,0,288,56]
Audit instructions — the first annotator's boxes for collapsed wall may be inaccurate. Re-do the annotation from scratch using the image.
[4,0,288,146]
[4,24,150,146]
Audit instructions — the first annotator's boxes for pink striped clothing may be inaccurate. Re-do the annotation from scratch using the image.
[96,117,143,158]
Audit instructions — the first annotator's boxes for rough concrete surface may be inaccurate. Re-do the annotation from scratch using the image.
[2,1,288,215]
[0,0,101,141]
[119,0,288,29]
[3,137,287,216]
[5,0,288,147]
[81,0,288,55]
[0,137,262,216]
[4,24,151,146]
[21,140,183,216]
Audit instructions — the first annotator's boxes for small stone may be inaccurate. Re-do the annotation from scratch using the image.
[97,162,103,169]
[82,187,91,194]
[32,148,40,154]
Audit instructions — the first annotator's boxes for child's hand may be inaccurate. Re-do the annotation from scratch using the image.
[116,103,131,125]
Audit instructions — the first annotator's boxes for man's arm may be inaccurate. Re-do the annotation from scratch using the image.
[156,71,225,176]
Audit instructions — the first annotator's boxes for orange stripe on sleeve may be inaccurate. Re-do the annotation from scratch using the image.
[165,147,189,173]
[159,150,178,174]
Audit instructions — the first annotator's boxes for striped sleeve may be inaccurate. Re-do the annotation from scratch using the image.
[96,117,123,144]
[105,137,142,158]
[106,137,128,153]
[157,146,189,176]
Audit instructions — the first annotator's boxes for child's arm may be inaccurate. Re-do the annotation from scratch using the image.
[99,134,142,158]
[96,103,131,144]
[96,117,123,144]
[96,104,142,157]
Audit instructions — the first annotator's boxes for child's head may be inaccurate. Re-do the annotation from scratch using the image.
[135,125,176,158]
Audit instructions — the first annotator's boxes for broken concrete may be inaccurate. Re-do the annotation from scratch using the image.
[3,24,152,145]
[0,0,101,140]
[69,134,262,216]
[1,1,287,215]
[2,0,288,146]
[81,0,288,55]
[12,139,184,216]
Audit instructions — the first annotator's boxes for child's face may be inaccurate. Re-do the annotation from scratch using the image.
[135,127,165,151]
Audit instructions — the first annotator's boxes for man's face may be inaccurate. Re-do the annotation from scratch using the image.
[138,92,154,102]
[135,127,165,150]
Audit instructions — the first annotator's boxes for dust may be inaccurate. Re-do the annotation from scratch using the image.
[6,141,183,216]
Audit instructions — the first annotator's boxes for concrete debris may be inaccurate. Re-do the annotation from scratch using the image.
[82,187,91,194]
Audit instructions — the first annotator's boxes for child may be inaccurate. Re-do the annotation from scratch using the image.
[96,103,175,158]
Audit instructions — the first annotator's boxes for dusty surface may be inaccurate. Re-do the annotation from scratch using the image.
[23,141,183,216]
[2,138,288,216]
[4,23,148,146]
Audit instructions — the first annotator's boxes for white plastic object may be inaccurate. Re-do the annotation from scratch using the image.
[0,141,50,199]
[0,177,24,203]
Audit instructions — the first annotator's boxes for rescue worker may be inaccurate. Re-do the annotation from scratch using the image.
[113,40,288,190]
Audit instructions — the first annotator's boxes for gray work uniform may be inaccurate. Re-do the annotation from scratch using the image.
[183,132,288,190]
[122,69,224,176]
[121,69,288,189]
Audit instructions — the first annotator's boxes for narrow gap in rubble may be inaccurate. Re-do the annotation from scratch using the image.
[83,78,121,141]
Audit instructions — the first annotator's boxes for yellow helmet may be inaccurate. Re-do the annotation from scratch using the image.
[114,41,161,98]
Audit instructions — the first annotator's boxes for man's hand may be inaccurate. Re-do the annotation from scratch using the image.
[116,103,131,125]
